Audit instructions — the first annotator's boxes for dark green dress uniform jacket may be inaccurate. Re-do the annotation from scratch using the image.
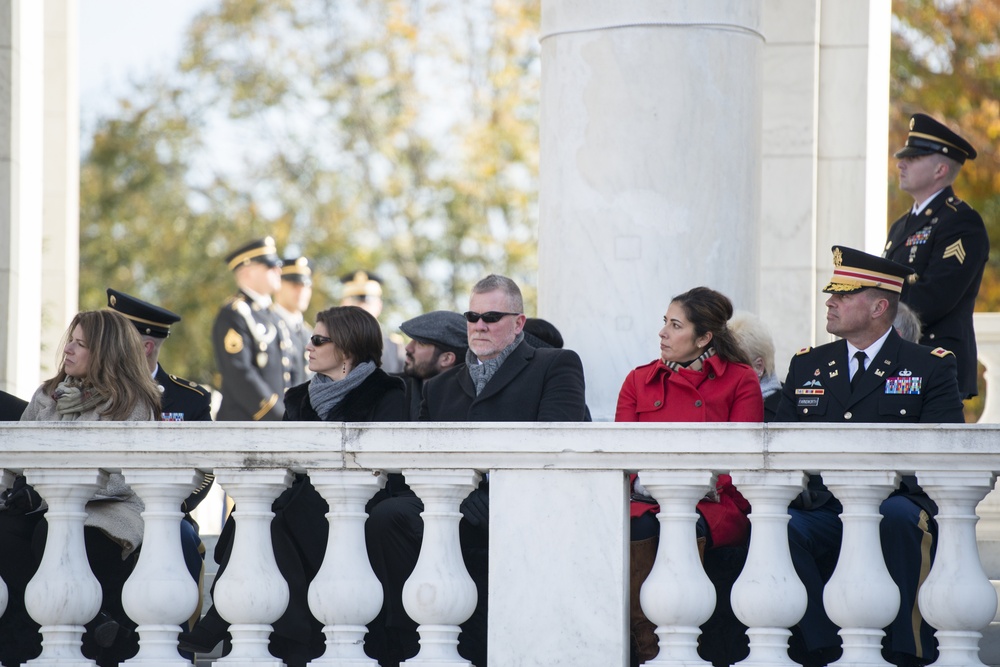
[884,186,988,398]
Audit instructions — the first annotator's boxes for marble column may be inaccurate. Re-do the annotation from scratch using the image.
[538,0,764,420]
[0,0,44,397]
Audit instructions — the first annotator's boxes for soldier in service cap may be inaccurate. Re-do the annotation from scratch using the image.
[211,237,291,420]
[776,246,964,667]
[274,256,314,387]
[107,288,211,422]
[885,112,988,398]
[340,270,406,373]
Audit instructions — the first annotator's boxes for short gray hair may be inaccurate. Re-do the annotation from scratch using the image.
[729,311,776,376]
[471,274,524,313]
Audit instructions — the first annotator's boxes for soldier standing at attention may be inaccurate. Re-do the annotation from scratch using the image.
[884,113,988,399]
[212,237,291,420]
[340,270,406,374]
[274,256,314,387]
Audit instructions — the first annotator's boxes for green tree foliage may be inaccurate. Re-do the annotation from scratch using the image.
[79,0,541,386]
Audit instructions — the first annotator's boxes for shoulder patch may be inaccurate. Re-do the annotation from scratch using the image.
[169,375,208,396]
[796,347,812,356]
[930,347,954,358]
[224,328,244,354]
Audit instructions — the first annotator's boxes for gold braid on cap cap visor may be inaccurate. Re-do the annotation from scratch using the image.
[908,131,967,157]
[827,267,905,293]
[227,246,276,271]
[117,311,172,331]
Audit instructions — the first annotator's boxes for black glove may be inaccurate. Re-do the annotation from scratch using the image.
[460,488,490,530]
[0,475,42,515]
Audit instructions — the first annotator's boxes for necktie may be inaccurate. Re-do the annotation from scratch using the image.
[851,351,867,391]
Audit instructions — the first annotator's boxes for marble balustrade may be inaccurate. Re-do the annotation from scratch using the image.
[0,422,998,667]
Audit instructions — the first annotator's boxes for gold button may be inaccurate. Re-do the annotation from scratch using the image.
[803,408,809,414]
[900,409,907,416]
[844,412,853,420]
[929,333,936,339]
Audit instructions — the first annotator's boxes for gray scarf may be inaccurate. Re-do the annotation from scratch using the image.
[308,361,376,419]
[467,333,524,395]
[54,378,106,420]
[760,372,782,398]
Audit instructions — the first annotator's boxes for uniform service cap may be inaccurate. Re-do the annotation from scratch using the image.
[895,113,977,163]
[400,311,468,351]
[281,256,312,285]
[823,246,914,295]
[341,271,383,299]
[106,288,180,338]
[226,237,282,271]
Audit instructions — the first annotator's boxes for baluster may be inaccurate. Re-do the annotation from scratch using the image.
[916,471,997,667]
[822,471,900,667]
[24,468,103,667]
[730,471,808,667]
[401,469,480,667]
[635,470,716,667]
[213,469,293,667]
[0,469,15,618]
[120,468,204,666]
[307,469,386,667]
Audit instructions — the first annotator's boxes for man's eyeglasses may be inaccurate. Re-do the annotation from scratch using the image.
[463,311,520,324]
[310,334,333,346]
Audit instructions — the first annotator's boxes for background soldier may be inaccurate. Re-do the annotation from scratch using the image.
[340,270,406,373]
[884,113,988,399]
[274,256,314,387]
[212,237,290,420]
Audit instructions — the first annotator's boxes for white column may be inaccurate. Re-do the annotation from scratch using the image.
[24,468,103,667]
[973,313,1000,423]
[730,471,808,667]
[213,469,293,667]
[121,469,203,667]
[0,0,44,396]
[821,472,900,667]
[401,469,480,667]
[307,470,386,667]
[637,470,716,667]
[538,0,764,420]
[917,471,998,667]
[41,0,80,380]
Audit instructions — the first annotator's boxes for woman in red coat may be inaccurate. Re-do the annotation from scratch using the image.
[616,286,763,664]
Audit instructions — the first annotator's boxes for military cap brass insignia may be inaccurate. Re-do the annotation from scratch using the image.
[833,248,843,267]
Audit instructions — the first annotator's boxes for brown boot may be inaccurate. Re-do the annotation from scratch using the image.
[630,537,659,664]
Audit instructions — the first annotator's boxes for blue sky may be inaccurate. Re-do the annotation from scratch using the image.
[79,0,213,124]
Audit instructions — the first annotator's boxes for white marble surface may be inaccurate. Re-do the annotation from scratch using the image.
[490,469,628,666]
[539,2,764,420]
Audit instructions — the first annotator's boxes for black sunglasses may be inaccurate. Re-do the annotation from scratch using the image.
[310,334,333,346]
[463,311,520,324]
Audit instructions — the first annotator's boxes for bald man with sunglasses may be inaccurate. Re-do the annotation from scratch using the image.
[364,274,589,667]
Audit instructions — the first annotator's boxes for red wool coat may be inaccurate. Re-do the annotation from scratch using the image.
[616,355,764,548]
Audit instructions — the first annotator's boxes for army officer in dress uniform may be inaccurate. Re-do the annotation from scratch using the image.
[212,237,292,420]
[884,113,988,398]
[107,288,211,422]
[340,270,406,374]
[776,246,964,667]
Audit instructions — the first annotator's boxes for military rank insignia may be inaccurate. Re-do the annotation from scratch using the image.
[885,373,922,394]
[224,328,244,354]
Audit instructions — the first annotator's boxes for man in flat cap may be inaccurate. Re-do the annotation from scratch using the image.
[274,256,314,388]
[108,288,211,422]
[211,237,291,420]
[884,112,988,399]
[396,310,468,418]
[340,270,406,373]
[776,246,964,667]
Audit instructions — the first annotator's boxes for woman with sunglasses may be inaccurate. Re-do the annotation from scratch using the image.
[186,306,405,665]
[616,286,763,665]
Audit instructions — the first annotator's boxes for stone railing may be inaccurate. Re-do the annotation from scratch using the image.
[1,422,998,667]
